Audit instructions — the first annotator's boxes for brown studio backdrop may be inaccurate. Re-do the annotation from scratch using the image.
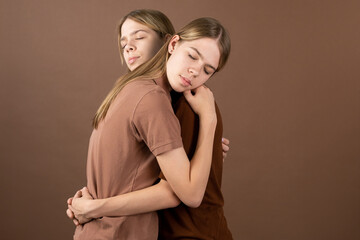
[0,0,359,239]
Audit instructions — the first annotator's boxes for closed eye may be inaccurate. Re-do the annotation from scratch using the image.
[188,54,197,60]
[120,40,126,49]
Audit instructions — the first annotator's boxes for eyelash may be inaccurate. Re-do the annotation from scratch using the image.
[121,37,145,49]
[188,54,196,60]
[188,54,211,75]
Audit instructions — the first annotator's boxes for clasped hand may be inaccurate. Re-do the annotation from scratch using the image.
[66,187,94,226]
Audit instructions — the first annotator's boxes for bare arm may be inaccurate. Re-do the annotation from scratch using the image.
[67,86,216,223]
[156,86,216,207]
[93,180,180,217]
[68,180,180,224]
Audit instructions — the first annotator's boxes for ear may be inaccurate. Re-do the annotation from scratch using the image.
[168,35,180,54]
[163,33,172,42]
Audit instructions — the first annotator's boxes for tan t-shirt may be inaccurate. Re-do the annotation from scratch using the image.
[74,77,183,240]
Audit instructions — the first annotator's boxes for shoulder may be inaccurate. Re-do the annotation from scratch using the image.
[127,79,165,94]
[129,79,173,118]
[123,79,169,103]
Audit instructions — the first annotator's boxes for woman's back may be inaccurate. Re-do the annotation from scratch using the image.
[75,78,183,240]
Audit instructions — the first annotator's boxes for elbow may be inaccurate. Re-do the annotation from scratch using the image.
[182,195,203,208]
[166,188,181,208]
[169,195,181,208]
[187,201,201,208]
[158,179,181,208]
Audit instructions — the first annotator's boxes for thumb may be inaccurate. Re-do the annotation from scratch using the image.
[183,90,193,102]
[82,187,92,198]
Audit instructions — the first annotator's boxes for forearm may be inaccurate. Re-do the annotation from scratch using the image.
[157,86,217,207]
[184,116,217,206]
[157,117,216,208]
[87,180,180,219]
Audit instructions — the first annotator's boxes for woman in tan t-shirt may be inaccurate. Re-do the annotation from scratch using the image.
[67,10,231,239]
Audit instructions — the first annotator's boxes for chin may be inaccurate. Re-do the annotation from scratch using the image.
[174,86,186,93]
[130,65,138,71]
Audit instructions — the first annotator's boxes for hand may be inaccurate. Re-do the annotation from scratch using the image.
[67,187,95,225]
[222,137,230,161]
[66,201,80,226]
[183,86,216,123]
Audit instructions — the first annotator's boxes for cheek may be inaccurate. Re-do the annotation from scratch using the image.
[194,76,210,88]
[166,56,175,74]
[166,56,180,84]
[172,53,186,69]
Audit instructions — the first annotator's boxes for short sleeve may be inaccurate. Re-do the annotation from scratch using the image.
[132,89,183,156]
[159,95,198,180]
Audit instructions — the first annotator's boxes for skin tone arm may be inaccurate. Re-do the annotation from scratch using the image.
[67,179,179,225]
[67,86,214,222]
[68,137,230,225]
[154,86,216,208]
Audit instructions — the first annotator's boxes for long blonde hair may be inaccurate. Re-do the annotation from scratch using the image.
[117,9,175,64]
[93,17,231,128]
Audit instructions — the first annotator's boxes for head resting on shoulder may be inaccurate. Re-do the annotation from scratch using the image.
[127,17,231,83]
[93,17,231,128]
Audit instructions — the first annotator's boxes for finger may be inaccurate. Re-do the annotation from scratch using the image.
[74,190,82,199]
[78,217,88,225]
[82,187,93,199]
[222,143,230,152]
[68,204,77,214]
[66,208,74,219]
[81,187,92,198]
[73,218,79,226]
[183,90,193,101]
[196,85,206,90]
[191,86,204,94]
[222,137,230,145]
[223,152,227,161]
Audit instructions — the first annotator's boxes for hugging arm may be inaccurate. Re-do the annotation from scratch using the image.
[155,86,216,207]
[68,179,180,225]
[68,86,216,223]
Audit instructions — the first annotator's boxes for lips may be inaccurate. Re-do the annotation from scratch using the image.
[180,75,192,87]
[128,56,140,65]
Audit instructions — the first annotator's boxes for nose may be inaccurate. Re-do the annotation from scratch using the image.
[188,65,200,77]
[124,40,136,52]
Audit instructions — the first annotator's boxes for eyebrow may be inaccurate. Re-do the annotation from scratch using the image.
[190,47,217,71]
[120,29,149,42]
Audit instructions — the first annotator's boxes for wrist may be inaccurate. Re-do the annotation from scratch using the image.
[200,114,217,128]
[87,199,106,219]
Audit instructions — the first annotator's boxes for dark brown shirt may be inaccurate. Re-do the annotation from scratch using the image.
[158,92,233,240]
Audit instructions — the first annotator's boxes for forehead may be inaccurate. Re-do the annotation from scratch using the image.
[121,18,153,37]
[181,38,221,69]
